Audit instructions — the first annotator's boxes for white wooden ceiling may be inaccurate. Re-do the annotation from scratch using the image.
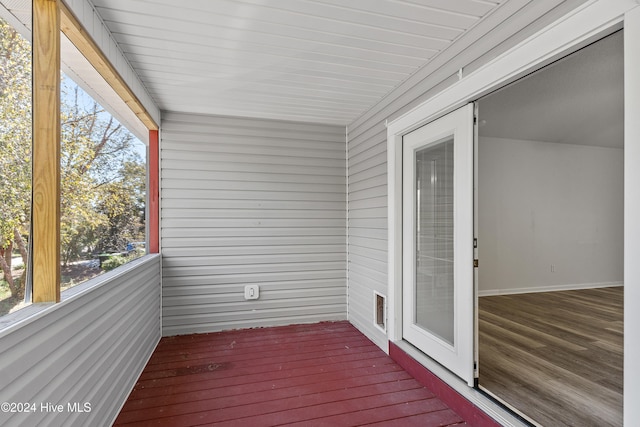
[1,0,620,142]
[89,0,503,125]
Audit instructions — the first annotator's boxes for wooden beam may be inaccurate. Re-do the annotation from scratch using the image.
[32,0,61,303]
[148,130,159,253]
[58,1,158,131]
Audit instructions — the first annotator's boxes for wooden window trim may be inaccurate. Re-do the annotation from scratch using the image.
[30,0,160,302]
[58,1,158,131]
[32,0,61,303]
[58,0,160,257]
[149,130,159,253]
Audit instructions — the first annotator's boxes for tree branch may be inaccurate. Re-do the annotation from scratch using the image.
[13,228,27,264]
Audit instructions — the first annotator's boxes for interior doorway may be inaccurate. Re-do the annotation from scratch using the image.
[475,31,624,426]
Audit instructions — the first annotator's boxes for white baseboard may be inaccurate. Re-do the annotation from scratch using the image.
[478,281,623,297]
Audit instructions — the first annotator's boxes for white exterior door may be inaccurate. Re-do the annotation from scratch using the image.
[402,104,475,386]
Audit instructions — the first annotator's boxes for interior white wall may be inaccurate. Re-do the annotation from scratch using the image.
[478,136,623,295]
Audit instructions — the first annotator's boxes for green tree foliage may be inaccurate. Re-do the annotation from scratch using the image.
[94,161,146,254]
[59,80,145,265]
[1,17,146,301]
[0,18,31,299]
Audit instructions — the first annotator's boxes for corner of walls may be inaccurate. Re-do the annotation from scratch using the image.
[345,124,350,327]
[160,112,347,335]
[345,118,389,352]
[345,1,592,353]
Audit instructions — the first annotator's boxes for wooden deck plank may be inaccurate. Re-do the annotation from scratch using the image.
[150,327,366,358]
[120,370,413,414]
[148,329,366,360]
[139,344,384,381]
[139,336,377,379]
[126,385,435,426]
[278,402,463,427]
[147,332,370,367]
[114,321,469,427]
[132,353,396,395]
[126,359,405,402]
[117,377,424,424]
[362,409,467,427]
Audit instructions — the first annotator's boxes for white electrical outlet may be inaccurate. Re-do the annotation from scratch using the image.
[244,285,259,300]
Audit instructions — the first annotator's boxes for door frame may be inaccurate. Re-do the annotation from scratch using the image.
[385,1,640,424]
[401,104,475,386]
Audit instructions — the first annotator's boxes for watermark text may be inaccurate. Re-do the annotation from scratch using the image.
[1,402,91,414]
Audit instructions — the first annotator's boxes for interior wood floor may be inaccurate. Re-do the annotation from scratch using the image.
[478,287,623,427]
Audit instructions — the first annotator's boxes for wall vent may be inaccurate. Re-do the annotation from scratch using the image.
[374,291,386,333]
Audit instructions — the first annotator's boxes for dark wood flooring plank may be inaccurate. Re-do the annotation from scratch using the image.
[479,287,623,426]
[481,332,620,426]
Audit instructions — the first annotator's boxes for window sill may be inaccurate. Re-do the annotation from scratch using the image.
[0,253,160,337]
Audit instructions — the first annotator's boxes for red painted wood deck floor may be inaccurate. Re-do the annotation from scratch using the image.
[114,321,469,426]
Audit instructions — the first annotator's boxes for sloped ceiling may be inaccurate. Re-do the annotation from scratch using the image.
[89,0,503,125]
[478,30,624,148]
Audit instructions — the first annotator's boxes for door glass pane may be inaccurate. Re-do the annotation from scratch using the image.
[415,138,454,345]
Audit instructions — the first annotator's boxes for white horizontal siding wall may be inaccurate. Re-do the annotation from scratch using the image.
[161,112,347,335]
[346,0,589,351]
[0,255,161,427]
